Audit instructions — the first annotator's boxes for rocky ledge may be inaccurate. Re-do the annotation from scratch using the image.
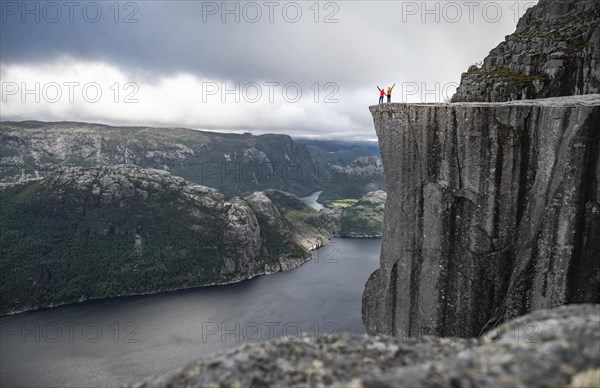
[364,95,600,338]
[127,304,600,388]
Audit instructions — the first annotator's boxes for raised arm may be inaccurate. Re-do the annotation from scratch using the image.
[377,86,382,92]
[390,83,396,91]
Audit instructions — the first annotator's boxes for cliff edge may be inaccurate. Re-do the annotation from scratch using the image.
[363,95,600,337]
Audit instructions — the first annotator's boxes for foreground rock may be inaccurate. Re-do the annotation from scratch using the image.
[363,95,600,338]
[127,304,600,387]
[452,0,599,102]
[0,166,332,314]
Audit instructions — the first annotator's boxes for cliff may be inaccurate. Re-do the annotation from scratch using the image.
[0,166,333,315]
[127,304,600,387]
[452,0,600,102]
[362,95,600,337]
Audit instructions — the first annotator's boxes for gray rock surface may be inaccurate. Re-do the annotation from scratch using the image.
[126,304,600,388]
[452,0,600,102]
[221,198,262,275]
[363,95,600,337]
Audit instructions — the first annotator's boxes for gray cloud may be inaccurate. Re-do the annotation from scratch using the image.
[0,0,535,139]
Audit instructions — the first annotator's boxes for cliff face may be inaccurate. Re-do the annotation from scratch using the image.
[452,0,600,102]
[0,166,332,314]
[363,95,600,337]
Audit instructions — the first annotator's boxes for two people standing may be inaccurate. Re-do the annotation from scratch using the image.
[377,83,396,104]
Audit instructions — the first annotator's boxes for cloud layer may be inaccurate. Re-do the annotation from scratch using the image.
[0,1,536,139]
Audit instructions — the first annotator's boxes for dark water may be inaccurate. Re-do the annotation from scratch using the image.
[0,192,381,386]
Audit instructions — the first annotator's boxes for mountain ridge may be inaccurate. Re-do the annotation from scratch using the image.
[0,120,321,197]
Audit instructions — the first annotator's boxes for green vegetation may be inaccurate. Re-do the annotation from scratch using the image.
[0,176,225,314]
[465,65,548,85]
[317,156,385,205]
[262,189,332,236]
[246,189,333,261]
[0,169,330,315]
[331,199,359,208]
[335,191,386,237]
[0,144,19,157]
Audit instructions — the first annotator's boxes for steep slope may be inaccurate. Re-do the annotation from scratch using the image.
[453,0,599,102]
[363,95,600,337]
[0,166,332,314]
[249,189,335,250]
[0,121,320,197]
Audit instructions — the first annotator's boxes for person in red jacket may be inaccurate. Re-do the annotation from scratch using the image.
[377,86,385,104]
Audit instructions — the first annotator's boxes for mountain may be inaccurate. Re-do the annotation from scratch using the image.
[0,122,387,206]
[317,156,386,204]
[297,139,380,167]
[0,165,333,315]
[0,121,321,197]
[295,140,386,203]
[452,0,599,102]
[338,190,386,237]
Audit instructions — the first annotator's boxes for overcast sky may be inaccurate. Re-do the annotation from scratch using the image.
[0,0,537,140]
